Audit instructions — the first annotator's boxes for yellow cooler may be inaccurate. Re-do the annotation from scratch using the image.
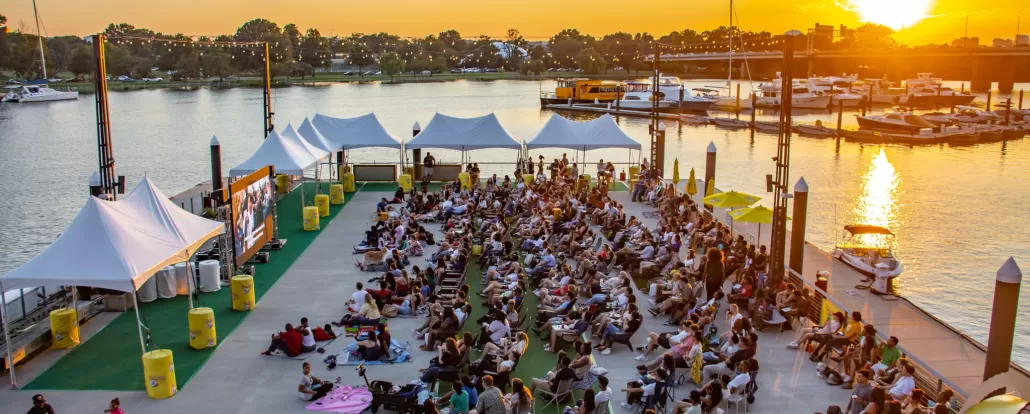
[399,173,413,192]
[303,206,320,231]
[187,307,216,349]
[458,172,471,190]
[275,174,290,193]
[628,166,640,186]
[49,308,79,349]
[231,275,256,311]
[329,184,345,205]
[342,172,355,192]
[143,349,177,399]
[522,174,534,185]
[314,194,330,217]
[471,244,483,256]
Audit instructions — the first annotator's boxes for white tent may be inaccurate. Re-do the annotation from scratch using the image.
[297,117,337,153]
[405,113,521,151]
[118,176,226,259]
[229,130,319,177]
[311,113,402,150]
[280,123,328,161]
[527,113,642,151]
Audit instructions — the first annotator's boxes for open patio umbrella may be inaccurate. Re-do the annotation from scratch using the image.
[728,205,789,246]
[686,168,697,196]
[703,190,761,235]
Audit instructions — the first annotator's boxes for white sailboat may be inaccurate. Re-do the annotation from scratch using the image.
[721,0,754,110]
[3,0,78,103]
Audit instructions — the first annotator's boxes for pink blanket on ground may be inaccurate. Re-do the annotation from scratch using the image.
[305,386,373,413]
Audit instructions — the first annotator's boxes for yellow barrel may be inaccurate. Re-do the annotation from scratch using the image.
[143,349,177,399]
[342,172,355,192]
[303,206,320,231]
[552,208,562,221]
[337,165,346,184]
[275,174,290,193]
[403,167,414,177]
[314,194,330,217]
[398,173,413,192]
[458,172,471,190]
[329,184,345,205]
[49,308,79,349]
[187,307,216,349]
[471,244,483,256]
[230,275,256,311]
[628,166,639,183]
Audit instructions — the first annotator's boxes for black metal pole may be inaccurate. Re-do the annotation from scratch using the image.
[770,36,795,286]
[93,34,116,199]
[210,136,223,199]
[263,42,274,137]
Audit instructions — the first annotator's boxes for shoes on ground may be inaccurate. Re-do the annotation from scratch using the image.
[634,354,648,361]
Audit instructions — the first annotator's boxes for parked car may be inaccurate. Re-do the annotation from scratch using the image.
[419,70,431,75]
[143,77,163,82]
[117,75,130,81]
[66,77,85,83]
[4,79,22,85]
[121,78,137,83]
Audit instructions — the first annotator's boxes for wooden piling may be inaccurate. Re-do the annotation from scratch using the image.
[736,83,741,115]
[987,90,992,110]
[1019,90,1024,110]
[836,100,844,131]
[750,94,757,124]
[1004,98,1011,125]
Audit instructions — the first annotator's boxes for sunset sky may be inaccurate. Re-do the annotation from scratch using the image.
[3,0,1026,46]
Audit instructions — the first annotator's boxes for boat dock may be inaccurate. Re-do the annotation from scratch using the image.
[544,103,689,120]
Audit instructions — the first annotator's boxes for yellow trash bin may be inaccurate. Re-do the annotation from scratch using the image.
[303,206,320,231]
[314,194,330,217]
[187,307,216,349]
[275,174,290,193]
[231,275,256,311]
[329,184,345,205]
[403,167,414,177]
[342,172,355,192]
[471,244,483,256]
[49,308,79,349]
[458,172,471,190]
[522,174,534,185]
[399,173,413,192]
[143,349,177,399]
[628,166,640,183]
[577,174,591,191]
[552,208,562,221]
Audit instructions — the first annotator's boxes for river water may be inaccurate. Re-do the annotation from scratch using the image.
[1,79,1028,365]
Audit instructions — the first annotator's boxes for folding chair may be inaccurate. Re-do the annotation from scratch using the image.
[536,378,574,411]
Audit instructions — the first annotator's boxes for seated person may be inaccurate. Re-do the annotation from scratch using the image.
[296,318,318,354]
[534,311,590,353]
[478,332,528,362]
[261,323,302,357]
[596,311,642,355]
[527,356,581,395]
[474,313,511,349]
[299,362,334,401]
[618,368,668,408]
[356,330,384,361]
[635,321,695,361]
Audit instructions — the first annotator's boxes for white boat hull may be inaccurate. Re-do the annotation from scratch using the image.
[713,96,753,110]
[12,91,79,102]
[756,95,831,110]
[711,118,749,129]
[832,249,904,278]
[831,96,863,107]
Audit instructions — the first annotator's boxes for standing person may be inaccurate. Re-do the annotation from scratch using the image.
[472,375,508,414]
[103,398,124,414]
[597,159,606,182]
[424,152,436,181]
[298,362,334,401]
[27,394,54,414]
[704,247,725,301]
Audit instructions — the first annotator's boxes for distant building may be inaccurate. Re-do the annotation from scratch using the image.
[1017,34,1029,46]
[993,38,1014,47]
[811,23,849,49]
[951,37,979,47]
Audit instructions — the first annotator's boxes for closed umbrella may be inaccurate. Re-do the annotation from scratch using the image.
[728,205,789,246]
[704,178,715,198]
[672,158,680,185]
[686,168,698,196]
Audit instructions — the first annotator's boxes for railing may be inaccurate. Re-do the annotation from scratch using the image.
[784,267,967,410]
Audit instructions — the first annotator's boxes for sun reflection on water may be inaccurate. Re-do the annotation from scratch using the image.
[851,148,899,247]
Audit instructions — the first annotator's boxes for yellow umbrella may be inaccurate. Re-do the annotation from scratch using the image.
[964,395,1028,414]
[728,205,789,246]
[672,158,680,185]
[686,168,698,195]
[702,190,761,209]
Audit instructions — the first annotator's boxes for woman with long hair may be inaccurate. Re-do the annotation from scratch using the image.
[575,389,597,414]
[508,378,534,414]
[863,387,886,413]
[704,247,725,300]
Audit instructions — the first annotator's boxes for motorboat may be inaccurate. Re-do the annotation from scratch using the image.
[856,111,938,134]
[653,75,713,111]
[691,86,753,110]
[923,107,999,125]
[540,78,621,106]
[859,79,909,105]
[614,81,674,110]
[710,117,749,129]
[2,84,78,102]
[808,74,859,89]
[901,74,976,107]
[831,225,903,279]
[754,79,832,110]
[794,121,837,137]
[810,86,864,107]
[679,114,710,125]
[750,120,780,133]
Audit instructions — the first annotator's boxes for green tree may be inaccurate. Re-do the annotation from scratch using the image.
[551,39,582,68]
[283,23,302,58]
[407,57,429,74]
[68,44,94,79]
[291,61,314,79]
[45,35,84,73]
[173,53,201,80]
[300,28,330,68]
[201,51,233,80]
[518,59,545,76]
[233,19,293,72]
[602,32,639,72]
[378,52,404,79]
[438,29,464,51]
[575,47,606,74]
[347,45,375,75]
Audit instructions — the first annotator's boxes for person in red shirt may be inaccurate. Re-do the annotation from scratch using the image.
[261,323,303,357]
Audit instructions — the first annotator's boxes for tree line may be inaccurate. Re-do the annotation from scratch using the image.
[0,14,902,80]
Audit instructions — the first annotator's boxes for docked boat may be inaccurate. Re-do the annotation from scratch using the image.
[679,114,710,125]
[754,80,832,110]
[613,82,674,110]
[808,74,859,89]
[540,79,621,106]
[750,120,780,133]
[710,117,749,129]
[860,78,909,105]
[856,111,938,134]
[901,74,976,107]
[817,87,865,107]
[794,121,837,137]
[654,75,713,111]
[2,84,78,102]
[831,225,903,279]
[691,87,753,110]
[923,107,999,125]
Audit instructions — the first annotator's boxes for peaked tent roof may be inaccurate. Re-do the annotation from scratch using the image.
[117,176,225,255]
[297,117,337,153]
[311,113,402,150]
[280,123,328,160]
[229,130,318,177]
[527,113,642,151]
[405,113,521,151]
[2,197,197,292]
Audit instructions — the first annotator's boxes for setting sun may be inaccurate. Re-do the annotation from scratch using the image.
[845,0,933,30]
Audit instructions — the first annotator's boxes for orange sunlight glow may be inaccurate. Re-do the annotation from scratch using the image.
[844,0,934,30]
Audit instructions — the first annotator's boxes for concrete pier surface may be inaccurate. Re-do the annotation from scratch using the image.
[682,178,1030,399]
[0,186,854,414]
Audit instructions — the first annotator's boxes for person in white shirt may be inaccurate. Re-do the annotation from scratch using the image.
[726,361,752,396]
[349,282,369,312]
[594,376,613,406]
[884,364,916,401]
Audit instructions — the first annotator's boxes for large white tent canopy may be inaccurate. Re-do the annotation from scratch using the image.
[311,113,402,150]
[405,113,521,151]
[297,117,337,153]
[0,179,225,293]
[229,130,319,177]
[527,113,642,151]
[280,123,328,161]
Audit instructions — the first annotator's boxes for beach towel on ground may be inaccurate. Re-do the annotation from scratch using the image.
[333,338,412,365]
[305,385,373,413]
[271,338,338,361]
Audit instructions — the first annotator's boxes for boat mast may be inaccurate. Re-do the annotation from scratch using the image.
[32,0,47,80]
[727,0,733,88]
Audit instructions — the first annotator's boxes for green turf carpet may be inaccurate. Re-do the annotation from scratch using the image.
[24,182,355,391]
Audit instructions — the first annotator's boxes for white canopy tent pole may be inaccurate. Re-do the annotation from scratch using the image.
[1,283,17,389]
[132,291,146,355]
